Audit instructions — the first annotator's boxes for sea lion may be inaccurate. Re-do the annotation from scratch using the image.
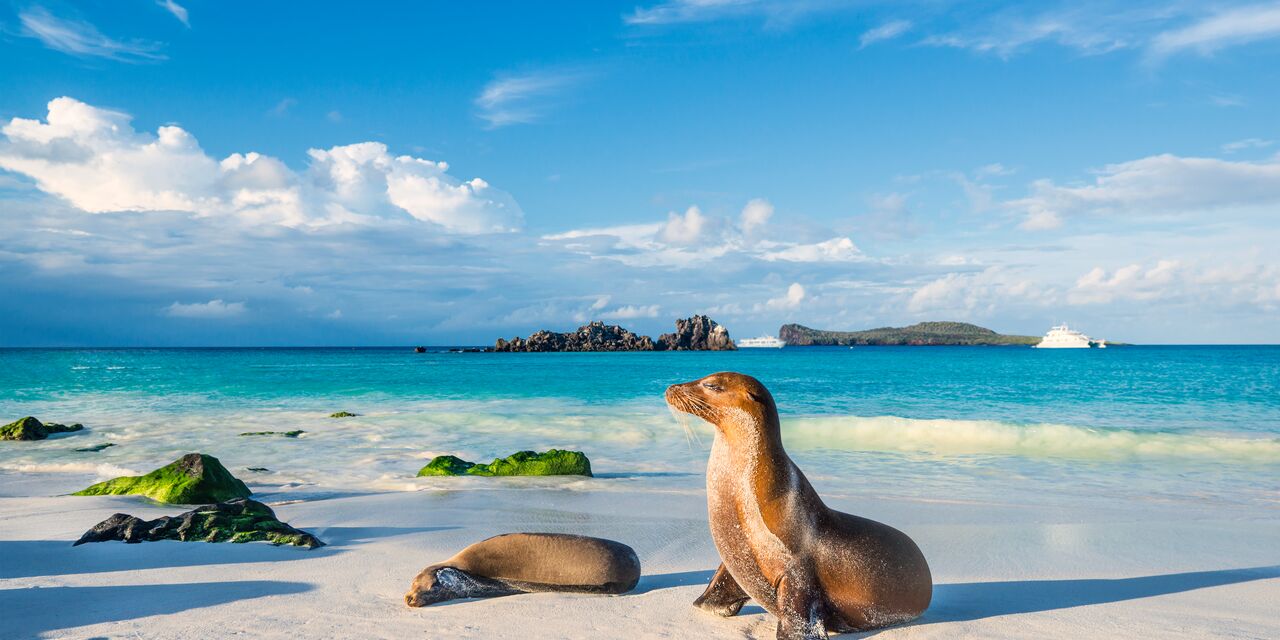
[405,532,641,606]
[666,372,932,639]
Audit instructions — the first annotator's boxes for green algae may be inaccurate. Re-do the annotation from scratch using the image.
[329,411,358,418]
[74,498,323,548]
[238,430,304,437]
[1,416,84,441]
[417,449,592,477]
[73,453,251,504]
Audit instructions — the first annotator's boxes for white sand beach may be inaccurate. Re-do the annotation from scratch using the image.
[3,466,1277,639]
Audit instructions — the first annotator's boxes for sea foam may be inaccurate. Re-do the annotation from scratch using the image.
[781,415,1280,462]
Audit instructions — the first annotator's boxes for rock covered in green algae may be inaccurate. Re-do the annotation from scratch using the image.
[1,416,84,441]
[417,449,592,477]
[73,497,323,548]
[74,443,115,452]
[329,411,358,418]
[238,430,304,438]
[73,453,251,504]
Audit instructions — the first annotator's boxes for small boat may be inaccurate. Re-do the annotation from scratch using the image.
[736,335,786,349]
[414,346,427,353]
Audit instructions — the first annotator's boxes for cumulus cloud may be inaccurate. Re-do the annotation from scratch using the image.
[661,205,711,244]
[544,199,863,268]
[1070,260,1180,305]
[599,304,662,319]
[165,299,246,318]
[764,283,806,309]
[1009,153,1280,229]
[761,237,862,262]
[0,97,522,233]
[739,198,773,232]
[907,267,1044,315]
[18,7,164,62]
[860,20,912,48]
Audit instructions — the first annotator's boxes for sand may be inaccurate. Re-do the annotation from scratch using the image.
[1,468,1277,639]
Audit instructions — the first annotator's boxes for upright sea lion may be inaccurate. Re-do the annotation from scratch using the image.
[405,532,641,606]
[666,372,931,639]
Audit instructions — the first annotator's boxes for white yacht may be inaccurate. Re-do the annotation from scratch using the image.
[736,335,786,349]
[1033,324,1101,349]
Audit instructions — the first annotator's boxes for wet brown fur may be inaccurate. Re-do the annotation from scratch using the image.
[667,372,931,638]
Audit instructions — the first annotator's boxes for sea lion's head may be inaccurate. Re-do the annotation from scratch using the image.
[405,565,453,607]
[665,372,777,435]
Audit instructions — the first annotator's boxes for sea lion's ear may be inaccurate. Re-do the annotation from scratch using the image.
[746,390,766,404]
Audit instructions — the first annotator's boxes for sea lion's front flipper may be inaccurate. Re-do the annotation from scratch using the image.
[692,564,750,617]
[774,569,828,640]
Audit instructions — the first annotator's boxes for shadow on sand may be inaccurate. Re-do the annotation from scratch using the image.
[306,525,459,548]
[2,526,456,579]
[629,566,1280,635]
[0,581,312,637]
[922,565,1280,625]
[0,539,332,580]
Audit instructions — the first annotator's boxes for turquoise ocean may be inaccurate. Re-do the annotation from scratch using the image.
[2,346,1277,511]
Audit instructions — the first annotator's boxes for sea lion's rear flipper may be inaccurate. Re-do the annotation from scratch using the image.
[774,569,828,640]
[692,564,750,617]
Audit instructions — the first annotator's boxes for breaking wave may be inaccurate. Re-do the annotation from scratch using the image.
[781,415,1280,463]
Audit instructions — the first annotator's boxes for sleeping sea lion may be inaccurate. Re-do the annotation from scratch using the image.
[405,532,640,606]
[666,372,931,639]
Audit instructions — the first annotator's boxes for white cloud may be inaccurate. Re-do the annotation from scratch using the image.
[157,0,190,27]
[475,70,590,129]
[764,282,806,310]
[1009,153,1280,229]
[545,201,863,267]
[165,299,246,319]
[860,20,912,48]
[1070,260,1180,305]
[269,98,297,117]
[18,7,164,62]
[626,0,789,26]
[1221,138,1274,154]
[661,205,711,244]
[0,97,522,233]
[739,197,773,232]
[761,237,862,262]
[907,267,1044,315]
[599,304,662,319]
[1149,4,1280,59]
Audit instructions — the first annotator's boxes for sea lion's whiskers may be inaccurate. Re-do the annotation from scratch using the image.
[665,387,709,449]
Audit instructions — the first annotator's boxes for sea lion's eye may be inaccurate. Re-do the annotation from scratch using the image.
[702,382,723,392]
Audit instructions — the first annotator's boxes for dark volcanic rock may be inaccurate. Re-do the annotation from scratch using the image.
[73,498,323,548]
[656,315,736,351]
[494,316,734,352]
[74,443,115,452]
[494,321,656,352]
[1,416,85,441]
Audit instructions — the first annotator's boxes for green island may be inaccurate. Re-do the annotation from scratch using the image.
[1,416,85,441]
[779,321,1040,346]
[73,453,252,504]
[417,449,592,477]
[329,411,359,418]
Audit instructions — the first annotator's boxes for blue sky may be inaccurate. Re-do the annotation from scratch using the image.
[2,0,1279,345]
